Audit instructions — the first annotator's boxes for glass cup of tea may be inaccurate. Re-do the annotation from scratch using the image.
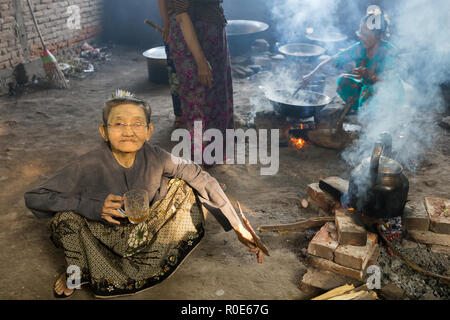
[123,189,150,224]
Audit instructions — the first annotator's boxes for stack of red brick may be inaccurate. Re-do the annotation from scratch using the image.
[300,177,379,293]
[403,197,450,255]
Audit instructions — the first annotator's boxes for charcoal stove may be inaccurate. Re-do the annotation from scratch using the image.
[281,115,318,149]
[286,115,316,138]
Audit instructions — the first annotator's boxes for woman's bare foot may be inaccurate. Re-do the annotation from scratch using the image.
[54,272,75,298]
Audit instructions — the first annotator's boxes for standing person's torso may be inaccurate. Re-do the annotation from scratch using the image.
[168,0,226,26]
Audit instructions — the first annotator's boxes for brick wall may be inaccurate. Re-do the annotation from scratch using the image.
[0,0,103,93]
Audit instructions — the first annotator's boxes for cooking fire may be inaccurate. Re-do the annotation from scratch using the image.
[289,137,307,150]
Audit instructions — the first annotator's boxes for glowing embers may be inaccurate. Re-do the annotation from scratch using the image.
[289,137,307,150]
[286,116,315,151]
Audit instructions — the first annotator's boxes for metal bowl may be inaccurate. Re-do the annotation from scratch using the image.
[226,20,269,36]
[226,20,269,56]
[143,46,167,60]
[143,46,168,84]
[278,43,326,58]
[305,31,348,43]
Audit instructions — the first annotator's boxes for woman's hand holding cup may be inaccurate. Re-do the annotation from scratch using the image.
[101,194,124,225]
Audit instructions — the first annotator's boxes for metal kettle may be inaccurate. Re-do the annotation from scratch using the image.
[348,132,409,219]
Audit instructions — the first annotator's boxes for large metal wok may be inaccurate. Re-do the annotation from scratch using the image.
[278,43,326,58]
[265,89,333,118]
[226,20,269,36]
[305,31,348,43]
[226,20,269,55]
[305,30,348,55]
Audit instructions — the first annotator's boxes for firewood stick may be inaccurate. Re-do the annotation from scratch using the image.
[351,291,378,300]
[328,290,367,300]
[311,284,355,300]
[237,202,270,257]
[257,217,334,233]
[313,284,371,300]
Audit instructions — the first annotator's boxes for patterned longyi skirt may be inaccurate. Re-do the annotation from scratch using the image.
[49,179,205,298]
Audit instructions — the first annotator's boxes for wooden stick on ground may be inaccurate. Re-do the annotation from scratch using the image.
[257,217,334,234]
[237,202,270,258]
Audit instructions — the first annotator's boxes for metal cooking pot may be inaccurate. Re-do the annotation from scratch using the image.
[305,31,348,55]
[226,20,269,56]
[305,31,348,43]
[348,132,409,219]
[265,89,333,118]
[143,46,168,84]
[278,43,326,58]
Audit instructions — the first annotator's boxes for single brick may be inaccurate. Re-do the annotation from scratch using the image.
[425,197,450,234]
[334,232,378,270]
[406,230,450,246]
[429,244,450,255]
[307,222,339,260]
[306,182,338,214]
[300,267,362,291]
[307,196,329,216]
[335,208,367,246]
[402,199,430,231]
[319,176,349,198]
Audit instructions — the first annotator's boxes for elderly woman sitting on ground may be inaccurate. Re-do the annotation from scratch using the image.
[24,90,259,298]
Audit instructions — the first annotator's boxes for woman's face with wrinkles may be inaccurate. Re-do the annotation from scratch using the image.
[100,103,153,154]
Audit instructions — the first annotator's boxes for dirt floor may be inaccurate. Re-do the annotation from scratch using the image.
[0,46,449,300]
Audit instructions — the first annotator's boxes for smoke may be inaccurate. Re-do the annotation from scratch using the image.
[258,0,449,174]
[269,0,343,44]
[248,67,307,123]
[342,0,450,173]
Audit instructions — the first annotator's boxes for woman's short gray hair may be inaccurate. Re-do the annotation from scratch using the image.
[102,96,152,126]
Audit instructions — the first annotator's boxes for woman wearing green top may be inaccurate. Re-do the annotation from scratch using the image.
[302,7,403,113]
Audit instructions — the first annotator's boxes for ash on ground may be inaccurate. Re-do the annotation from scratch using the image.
[378,240,450,300]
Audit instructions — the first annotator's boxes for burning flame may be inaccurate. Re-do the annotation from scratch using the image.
[289,137,306,150]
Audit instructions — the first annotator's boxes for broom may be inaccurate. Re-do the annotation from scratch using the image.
[26,0,68,89]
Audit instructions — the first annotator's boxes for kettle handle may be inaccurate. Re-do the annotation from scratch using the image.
[370,142,383,184]
[369,132,393,184]
[379,132,392,158]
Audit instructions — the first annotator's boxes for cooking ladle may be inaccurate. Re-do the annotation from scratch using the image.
[291,79,308,98]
